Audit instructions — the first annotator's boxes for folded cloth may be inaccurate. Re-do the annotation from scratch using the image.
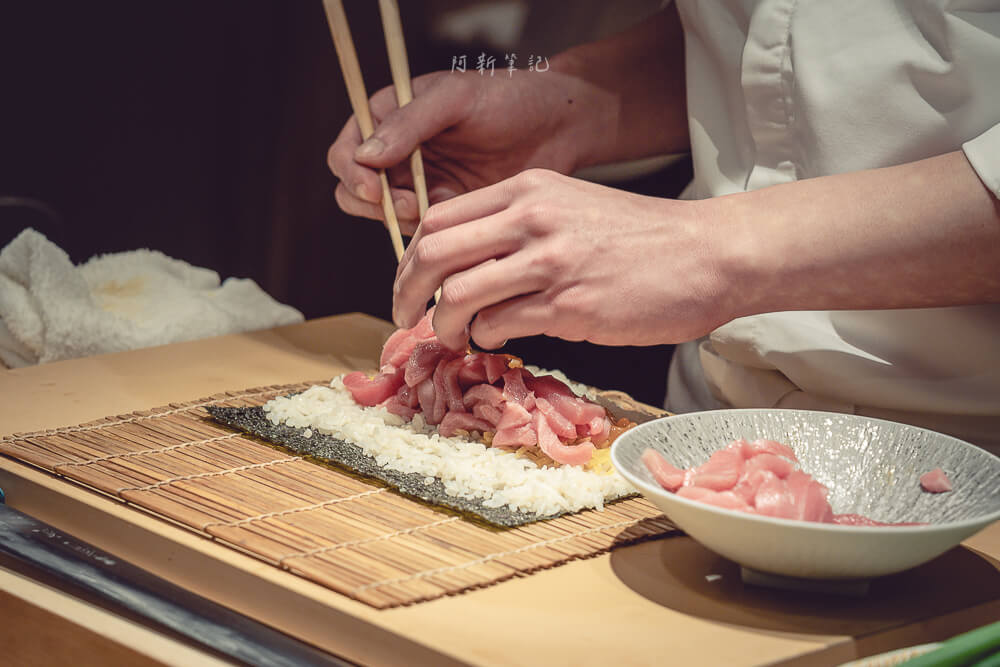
[0,228,304,368]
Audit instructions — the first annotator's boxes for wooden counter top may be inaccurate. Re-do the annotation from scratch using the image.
[1,314,998,666]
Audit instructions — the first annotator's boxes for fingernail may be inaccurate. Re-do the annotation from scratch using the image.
[393,198,409,217]
[356,137,385,160]
[356,182,374,202]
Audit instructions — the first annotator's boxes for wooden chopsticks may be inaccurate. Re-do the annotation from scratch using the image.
[322,0,430,261]
[378,0,430,221]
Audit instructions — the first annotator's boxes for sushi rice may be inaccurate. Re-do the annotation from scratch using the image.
[262,369,635,518]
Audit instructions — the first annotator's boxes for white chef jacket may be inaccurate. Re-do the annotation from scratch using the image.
[666,0,1000,453]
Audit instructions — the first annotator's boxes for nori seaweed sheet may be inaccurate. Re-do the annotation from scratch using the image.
[206,404,556,527]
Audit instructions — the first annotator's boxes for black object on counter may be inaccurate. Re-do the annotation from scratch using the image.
[0,487,353,667]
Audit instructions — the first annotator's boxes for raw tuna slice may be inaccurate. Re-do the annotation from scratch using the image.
[439,411,493,437]
[342,371,404,407]
[546,392,605,426]
[640,437,922,527]
[534,411,594,466]
[441,357,467,413]
[493,403,535,448]
[677,486,754,512]
[485,354,512,384]
[747,438,798,462]
[501,368,535,410]
[380,327,416,370]
[457,353,488,386]
[526,374,576,400]
[784,470,834,523]
[429,360,449,425]
[753,474,798,520]
[920,468,952,493]
[534,397,578,440]
[396,383,419,409]
[587,415,611,445]
[641,449,685,492]
[730,469,778,505]
[382,395,417,420]
[688,448,745,491]
[473,403,503,427]
[496,402,532,430]
[743,453,795,480]
[462,384,504,410]
[404,341,449,387]
[493,424,537,448]
[416,377,436,419]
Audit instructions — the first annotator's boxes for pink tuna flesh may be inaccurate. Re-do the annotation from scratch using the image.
[382,395,417,420]
[462,383,504,410]
[534,397,579,440]
[484,354,511,384]
[404,341,449,387]
[439,411,494,437]
[501,368,535,410]
[380,326,416,369]
[748,438,798,462]
[493,424,537,449]
[441,357,467,413]
[677,486,754,513]
[457,353,488,386]
[342,371,404,407]
[473,403,503,427]
[641,449,685,492]
[641,438,928,527]
[534,411,594,466]
[920,468,952,493]
[344,310,630,468]
[688,448,745,492]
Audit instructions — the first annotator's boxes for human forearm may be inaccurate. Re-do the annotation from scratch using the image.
[715,151,1000,321]
[551,4,689,168]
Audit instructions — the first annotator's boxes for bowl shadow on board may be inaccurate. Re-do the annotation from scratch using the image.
[608,533,1000,637]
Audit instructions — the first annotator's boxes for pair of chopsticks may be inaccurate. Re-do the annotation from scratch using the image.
[323,0,429,262]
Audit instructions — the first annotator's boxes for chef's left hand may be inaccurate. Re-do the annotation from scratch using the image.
[393,169,738,351]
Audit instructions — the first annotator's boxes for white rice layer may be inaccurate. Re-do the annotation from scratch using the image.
[262,376,633,517]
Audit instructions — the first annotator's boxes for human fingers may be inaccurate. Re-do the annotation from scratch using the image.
[328,116,383,204]
[396,176,519,283]
[334,182,420,234]
[470,291,572,350]
[430,254,550,350]
[392,208,522,329]
[328,80,420,204]
[387,162,415,191]
[354,74,472,170]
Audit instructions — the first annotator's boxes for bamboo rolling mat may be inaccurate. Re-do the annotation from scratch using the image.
[0,382,678,608]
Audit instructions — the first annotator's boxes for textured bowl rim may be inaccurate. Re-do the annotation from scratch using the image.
[612,408,1000,534]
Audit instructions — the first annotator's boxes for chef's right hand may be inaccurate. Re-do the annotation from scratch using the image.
[327,65,610,235]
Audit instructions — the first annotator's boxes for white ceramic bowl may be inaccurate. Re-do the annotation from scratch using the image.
[611,409,1000,580]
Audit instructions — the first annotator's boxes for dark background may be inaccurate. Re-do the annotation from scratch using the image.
[0,0,690,406]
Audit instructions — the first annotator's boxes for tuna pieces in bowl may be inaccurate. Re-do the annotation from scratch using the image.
[611,409,1000,580]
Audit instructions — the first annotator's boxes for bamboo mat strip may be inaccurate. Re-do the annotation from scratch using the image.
[0,382,678,608]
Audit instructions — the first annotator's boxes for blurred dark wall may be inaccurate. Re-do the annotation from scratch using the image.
[0,0,405,319]
[0,0,688,406]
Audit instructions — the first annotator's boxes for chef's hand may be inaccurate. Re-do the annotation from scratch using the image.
[392,169,738,351]
[328,69,609,235]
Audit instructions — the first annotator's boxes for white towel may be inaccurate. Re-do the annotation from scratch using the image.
[0,228,304,368]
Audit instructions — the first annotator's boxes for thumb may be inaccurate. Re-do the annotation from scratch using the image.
[354,76,469,168]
